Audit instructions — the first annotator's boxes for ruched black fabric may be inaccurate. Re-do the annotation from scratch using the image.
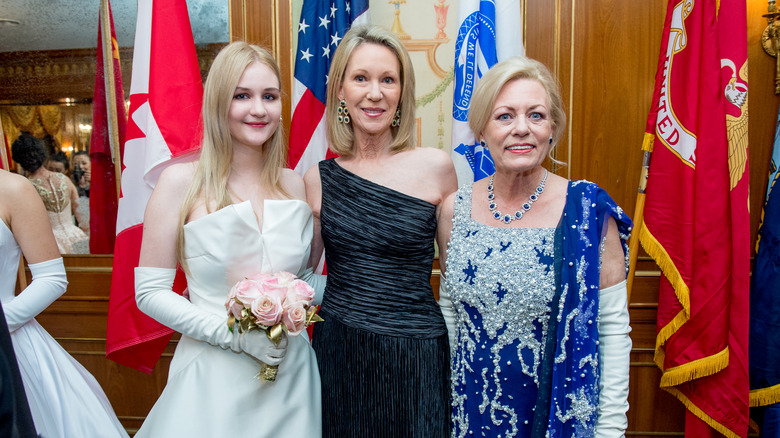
[313,159,450,438]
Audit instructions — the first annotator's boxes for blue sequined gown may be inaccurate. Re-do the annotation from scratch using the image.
[445,185,556,438]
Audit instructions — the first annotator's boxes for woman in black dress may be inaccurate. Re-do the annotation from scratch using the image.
[304,24,457,437]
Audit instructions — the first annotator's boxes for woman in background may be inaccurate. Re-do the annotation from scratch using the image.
[438,56,632,437]
[11,133,89,253]
[70,151,90,232]
[0,168,128,437]
[305,24,457,437]
[71,151,91,198]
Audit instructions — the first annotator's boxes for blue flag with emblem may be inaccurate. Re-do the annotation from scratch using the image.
[450,0,524,185]
[749,108,780,432]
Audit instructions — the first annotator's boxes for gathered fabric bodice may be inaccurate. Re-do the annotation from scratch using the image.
[318,159,446,338]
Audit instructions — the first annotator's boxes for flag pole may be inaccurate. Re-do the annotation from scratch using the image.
[100,0,122,200]
[0,117,29,290]
[627,133,653,304]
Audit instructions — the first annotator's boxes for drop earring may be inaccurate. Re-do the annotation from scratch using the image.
[337,99,350,124]
[548,136,553,145]
[391,107,401,127]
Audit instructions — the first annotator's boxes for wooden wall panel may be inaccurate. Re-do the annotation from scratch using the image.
[567,0,666,216]
[747,0,780,244]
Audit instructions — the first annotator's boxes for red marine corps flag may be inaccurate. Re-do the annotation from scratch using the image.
[636,0,750,436]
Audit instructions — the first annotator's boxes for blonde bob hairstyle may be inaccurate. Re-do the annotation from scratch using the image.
[468,56,567,163]
[326,24,417,156]
[176,41,288,267]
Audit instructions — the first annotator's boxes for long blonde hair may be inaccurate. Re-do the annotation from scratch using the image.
[176,42,288,267]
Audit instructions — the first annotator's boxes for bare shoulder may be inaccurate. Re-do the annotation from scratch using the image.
[156,161,197,196]
[303,163,321,187]
[439,190,457,220]
[0,171,36,217]
[410,146,452,168]
[0,171,34,200]
[278,167,306,200]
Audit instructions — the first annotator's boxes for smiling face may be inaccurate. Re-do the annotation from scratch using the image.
[228,61,282,150]
[481,78,554,175]
[339,42,401,139]
[73,153,90,171]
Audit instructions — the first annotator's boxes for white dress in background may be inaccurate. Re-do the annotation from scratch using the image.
[0,221,128,438]
[135,200,322,437]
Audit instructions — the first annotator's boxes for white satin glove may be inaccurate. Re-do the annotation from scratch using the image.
[437,274,457,358]
[135,267,288,365]
[238,328,288,366]
[4,258,68,332]
[135,267,238,350]
[596,280,632,438]
[299,267,325,305]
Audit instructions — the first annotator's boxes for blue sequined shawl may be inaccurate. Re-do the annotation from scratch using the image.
[531,181,632,437]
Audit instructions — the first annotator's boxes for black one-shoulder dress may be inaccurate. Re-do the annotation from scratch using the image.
[313,159,450,438]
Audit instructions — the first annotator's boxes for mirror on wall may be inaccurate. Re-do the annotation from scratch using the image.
[0,0,229,255]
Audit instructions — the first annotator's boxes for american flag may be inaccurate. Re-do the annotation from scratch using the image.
[288,0,369,175]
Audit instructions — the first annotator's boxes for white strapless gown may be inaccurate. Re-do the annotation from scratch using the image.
[0,222,128,437]
[136,200,322,437]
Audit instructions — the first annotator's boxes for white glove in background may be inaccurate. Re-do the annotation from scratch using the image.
[596,280,632,438]
[437,274,457,358]
[4,257,68,332]
[299,267,325,306]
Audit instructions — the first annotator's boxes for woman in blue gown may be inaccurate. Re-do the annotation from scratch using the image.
[437,57,633,438]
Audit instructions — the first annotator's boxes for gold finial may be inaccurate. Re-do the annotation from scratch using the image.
[763,1,780,93]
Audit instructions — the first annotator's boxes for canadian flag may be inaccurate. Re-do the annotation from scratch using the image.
[105,0,202,373]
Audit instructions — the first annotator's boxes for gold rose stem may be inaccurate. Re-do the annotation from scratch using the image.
[258,324,285,382]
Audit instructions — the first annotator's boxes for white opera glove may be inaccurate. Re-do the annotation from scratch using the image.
[135,267,288,365]
[299,267,325,305]
[4,258,68,332]
[135,267,239,351]
[596,280,632,438]
[437,274,457,358]
[238,328,288,367]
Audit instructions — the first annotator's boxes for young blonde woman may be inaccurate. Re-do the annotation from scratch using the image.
[134,42,321,437]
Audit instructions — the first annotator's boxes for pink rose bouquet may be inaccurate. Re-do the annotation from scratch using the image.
[225,271,322,381]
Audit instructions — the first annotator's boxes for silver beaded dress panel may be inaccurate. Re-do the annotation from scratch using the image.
[445,185,556,438]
